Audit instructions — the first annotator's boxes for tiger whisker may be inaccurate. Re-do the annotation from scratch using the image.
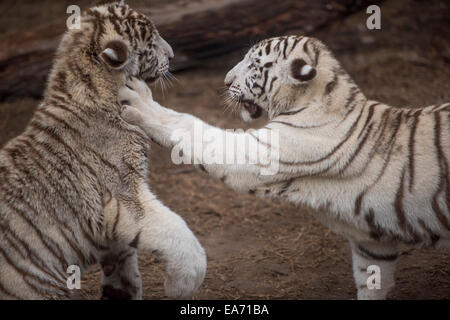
[218,86,229,95]
[158,76,167,98]
[166,71,179,84]
[222,98,235,115]
[164,72,175,87]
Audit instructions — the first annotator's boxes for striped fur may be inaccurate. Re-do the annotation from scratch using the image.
[0,1,206,300]
[119,36,450,299]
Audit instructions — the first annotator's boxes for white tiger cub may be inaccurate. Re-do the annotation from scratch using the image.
[119,35,450,299]
[0,1,205,300]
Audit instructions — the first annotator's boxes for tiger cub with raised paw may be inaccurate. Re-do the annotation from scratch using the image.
[0,1,206,300]
[119,36,450,300]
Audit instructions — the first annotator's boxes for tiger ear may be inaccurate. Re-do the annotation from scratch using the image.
[100,40,129,69]
[290,58,316,83]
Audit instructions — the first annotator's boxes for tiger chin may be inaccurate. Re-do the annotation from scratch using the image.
[0,1,206,300]
[119,35,450,300]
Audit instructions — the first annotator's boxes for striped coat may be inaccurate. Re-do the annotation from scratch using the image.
[119,36,450,299]
[0,2,206,300]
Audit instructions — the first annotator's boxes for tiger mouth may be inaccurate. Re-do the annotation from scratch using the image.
[144,75,158,83]
[243,100,262,119]
[142,64,170,83]
[157,63,170,75]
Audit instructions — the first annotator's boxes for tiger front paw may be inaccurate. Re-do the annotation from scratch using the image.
[119,77,161,123]
[164,236,207,299]
[122,77,153,105]
[121,105,146,128]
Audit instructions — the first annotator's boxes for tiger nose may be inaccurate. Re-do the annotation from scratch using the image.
[224,71,236,88]
[224,77,234,88]
[160,36,174,60]
[167,48,174,60]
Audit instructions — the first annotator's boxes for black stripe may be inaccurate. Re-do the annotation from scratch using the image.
[357,102,378,139]
[337,87,361,125]
[22,138,103,224]
[357,245,398,261]
[31,137,102,198]
[48,98,90,127]
[129,231,141,249]
[271,119,334,130]
[16,139,97,240]
[408,110,421,192]
[278,107,307,117]
[313,43,320,66]
[2,177,70,269]
[394,167,420,243]
[418,219,440,246]
[431,112,450,230]
[248,130,272,148]
[288,36,303,55]
[2,227,64,283]
[325,73,338,95]
[277,178,295,196]
[365,209,384,240]
[28,121,105,191]
[265,41,271,55]
[0,280,20,299]
[302,39,311,61]
[354,109,402,216]
[337,123,373,175]
[279,105,365,166]
[0,244,68,297]
[282,37,289,59]
[4,147,94,262]
[112,200,121,241]
[258,70,269,98]
[268,76,278,92]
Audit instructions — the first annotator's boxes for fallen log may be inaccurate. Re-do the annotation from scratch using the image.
[0,0,376,101]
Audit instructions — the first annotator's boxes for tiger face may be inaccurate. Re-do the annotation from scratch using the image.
[225,36,327,121]
[80,1,173,82]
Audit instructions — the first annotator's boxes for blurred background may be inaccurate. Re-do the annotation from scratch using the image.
[0,0,449,299]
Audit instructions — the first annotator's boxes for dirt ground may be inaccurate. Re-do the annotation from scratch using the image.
[0,0,449,299]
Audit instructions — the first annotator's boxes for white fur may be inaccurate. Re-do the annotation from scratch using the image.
[301,64,313,76]
[102,47,119,61]
[102,181,206,298]
[119,36,450,299]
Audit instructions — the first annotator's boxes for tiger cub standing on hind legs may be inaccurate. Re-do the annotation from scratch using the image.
[0,1,206,300]
[120,35,450,299]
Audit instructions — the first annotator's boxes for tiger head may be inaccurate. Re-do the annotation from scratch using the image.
[225,36,340,121]
[54,1,173,88]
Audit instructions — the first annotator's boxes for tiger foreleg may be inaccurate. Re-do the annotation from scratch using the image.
[119,77,197,148]
[103,184,206,299]
[350,240,397,300]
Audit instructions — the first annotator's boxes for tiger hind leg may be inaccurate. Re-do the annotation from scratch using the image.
[100,246,142,300]
[350,240,397,300]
